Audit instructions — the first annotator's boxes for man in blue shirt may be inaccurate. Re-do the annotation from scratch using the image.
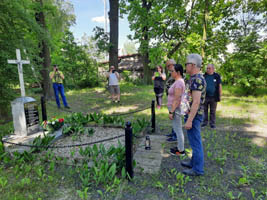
[202,64,222,128]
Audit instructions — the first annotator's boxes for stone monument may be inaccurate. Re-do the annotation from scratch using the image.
[8,49,40,136]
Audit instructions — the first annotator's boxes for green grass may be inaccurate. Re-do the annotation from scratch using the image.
[1,83,267,199]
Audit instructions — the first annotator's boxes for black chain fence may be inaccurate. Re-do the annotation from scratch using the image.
[2,134,125,149]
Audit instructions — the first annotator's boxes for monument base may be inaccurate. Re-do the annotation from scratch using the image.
[11,96,40,136]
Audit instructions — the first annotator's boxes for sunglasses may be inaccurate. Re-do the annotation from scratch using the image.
[185,63,194,66]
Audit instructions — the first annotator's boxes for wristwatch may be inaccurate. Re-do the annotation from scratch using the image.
[169,111,173,114]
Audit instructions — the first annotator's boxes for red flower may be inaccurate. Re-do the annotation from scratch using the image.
[59,118,64,123]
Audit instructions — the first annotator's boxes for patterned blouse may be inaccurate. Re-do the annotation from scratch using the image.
[185,73,206,115]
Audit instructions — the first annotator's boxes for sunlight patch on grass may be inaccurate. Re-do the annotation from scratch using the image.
[93,87,106,93]
[103,105,139,114]
[122,92,135,96]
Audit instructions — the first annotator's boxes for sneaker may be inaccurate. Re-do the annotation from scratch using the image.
[64,106,70,109]
[157,105,161,109]
[165,133,174,137]
[201,123,208,127]
[170,147,185,156]
[210,124,216,129]
[182,169,202,176]
[166,137,177,142]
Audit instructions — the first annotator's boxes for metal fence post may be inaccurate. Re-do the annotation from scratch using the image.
[151,100,155,133]
[41,96,47,121]
[0,135,5,154]
[125,121,133,180]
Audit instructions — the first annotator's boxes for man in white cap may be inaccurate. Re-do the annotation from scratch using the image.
[181,53,206,176]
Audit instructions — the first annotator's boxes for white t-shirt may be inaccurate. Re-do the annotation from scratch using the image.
[109,73,119,86]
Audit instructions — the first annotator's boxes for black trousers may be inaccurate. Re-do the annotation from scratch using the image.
[203,96,217,126]
[154,88,164,106]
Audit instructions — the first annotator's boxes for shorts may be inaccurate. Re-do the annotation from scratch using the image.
[109,85,120,95]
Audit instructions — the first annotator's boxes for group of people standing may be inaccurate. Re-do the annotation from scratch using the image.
[153,53,222,176]
[49,64,121,109]
[50,56,221,176]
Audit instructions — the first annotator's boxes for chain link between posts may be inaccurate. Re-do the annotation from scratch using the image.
[2,134,125,149]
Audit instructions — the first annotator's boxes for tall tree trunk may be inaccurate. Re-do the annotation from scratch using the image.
[109,0,119,70]
[35,0,53,100]
[142,0,152,84]
[201,0,209,60]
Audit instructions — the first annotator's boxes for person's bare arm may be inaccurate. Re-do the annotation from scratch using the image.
[60,72,64,80]
[184,91,201,129]
[115,72,120,80]
[106,71,111,78]
[152,72,156,80]
[169,87,182,120]
[161,73,166,80]
[49,71,55,79]
[50,68,56,79]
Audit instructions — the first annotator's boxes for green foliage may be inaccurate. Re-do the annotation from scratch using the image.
[31,134,55,153]
[132,117,150,135]
[52,31,99,88]
[219,32,267,95]
[122,40,137,55]
[0,0,75,120]
[93,26,111,53]
[78,143,126,188]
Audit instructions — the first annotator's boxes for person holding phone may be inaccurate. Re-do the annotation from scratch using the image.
[106,66,120,104]
[152,65,166,109]
[49,64,70,109]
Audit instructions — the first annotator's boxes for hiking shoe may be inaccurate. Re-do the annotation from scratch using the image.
[166,137,177,142]
[170,147,185,156]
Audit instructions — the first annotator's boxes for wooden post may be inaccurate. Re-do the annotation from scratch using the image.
[151,100,155,133]
[41,96,47,121]
[125,121,133,180]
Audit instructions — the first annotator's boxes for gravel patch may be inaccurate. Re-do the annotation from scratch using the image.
[47,126,125,164]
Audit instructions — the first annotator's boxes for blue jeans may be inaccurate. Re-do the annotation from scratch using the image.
[53,83,68,108]
[184,114,204,175]
[171,128,177,139]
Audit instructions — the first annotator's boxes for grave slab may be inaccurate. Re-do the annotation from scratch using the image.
[3,128,62,154]
[133,135,165,174]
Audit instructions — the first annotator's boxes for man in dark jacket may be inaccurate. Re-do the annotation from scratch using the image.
[202,64,222,128]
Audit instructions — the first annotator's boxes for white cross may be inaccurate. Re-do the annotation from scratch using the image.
[7,49,30,97]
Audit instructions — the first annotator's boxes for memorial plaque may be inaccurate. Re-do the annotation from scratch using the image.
[24,102,39,134]
[11,97,40,136]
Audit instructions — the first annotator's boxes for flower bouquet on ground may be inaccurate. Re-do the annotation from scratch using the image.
[42,117,64,133]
